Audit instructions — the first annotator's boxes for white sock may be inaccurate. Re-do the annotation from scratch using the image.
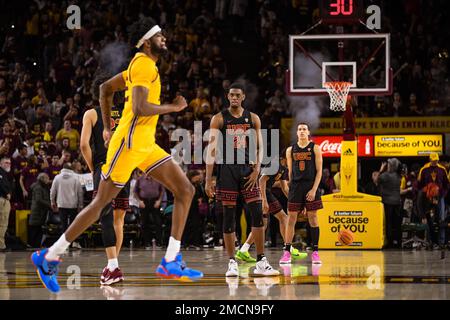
[165,236,180,262]
[46,234,70,261]
[240,243,251,253]
[107,258,119,271]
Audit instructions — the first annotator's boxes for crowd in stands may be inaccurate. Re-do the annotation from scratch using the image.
[0,0,448,251]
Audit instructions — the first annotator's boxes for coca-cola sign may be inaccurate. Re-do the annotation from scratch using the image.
[312,136,374,157]
[319,139,342,155]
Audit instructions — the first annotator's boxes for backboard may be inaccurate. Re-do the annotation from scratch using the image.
[287,33,392,96]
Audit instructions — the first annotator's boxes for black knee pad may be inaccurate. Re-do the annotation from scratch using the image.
[248,201,264,228]
[100,204,116,248]
[223,205,236,234]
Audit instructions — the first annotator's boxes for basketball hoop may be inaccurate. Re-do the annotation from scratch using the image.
[324,82,352,112]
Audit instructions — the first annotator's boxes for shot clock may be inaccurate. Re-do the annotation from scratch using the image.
[319,0,364,24]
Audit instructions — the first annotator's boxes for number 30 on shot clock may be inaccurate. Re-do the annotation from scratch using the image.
[319,0,380,29]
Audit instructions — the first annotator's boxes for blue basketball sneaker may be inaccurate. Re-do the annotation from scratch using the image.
[31,248,61,293]
[156,253,203,281]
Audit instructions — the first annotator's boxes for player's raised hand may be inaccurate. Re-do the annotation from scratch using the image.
[172,96,188,112]
[103,129,112,148]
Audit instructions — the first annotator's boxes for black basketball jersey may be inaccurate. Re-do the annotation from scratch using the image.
[264,165,288,190]
[91,106,122,166]
[291,141,317,182]
[220,109,254,165]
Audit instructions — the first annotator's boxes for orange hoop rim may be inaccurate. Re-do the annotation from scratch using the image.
[323,81,353,90]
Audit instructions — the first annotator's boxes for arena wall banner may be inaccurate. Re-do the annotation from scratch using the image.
[281,117,450,146]
[374,135,443,157]
[312,135,374,157]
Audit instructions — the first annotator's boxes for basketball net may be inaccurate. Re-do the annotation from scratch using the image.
[324,82,352,112]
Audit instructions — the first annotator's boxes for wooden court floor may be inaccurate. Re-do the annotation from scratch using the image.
[0,248,449,300]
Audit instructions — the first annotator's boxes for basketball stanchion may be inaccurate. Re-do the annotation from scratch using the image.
[317,82,385,250]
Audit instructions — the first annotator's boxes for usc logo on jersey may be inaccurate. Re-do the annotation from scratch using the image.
[294,152,312,172]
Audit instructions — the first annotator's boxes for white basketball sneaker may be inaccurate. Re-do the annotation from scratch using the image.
[254,257,280,276]
[225,259,239,277]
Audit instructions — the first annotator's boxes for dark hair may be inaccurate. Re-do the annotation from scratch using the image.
[0,156,10,162]
[229,82,245,93]
[91,70,110,100]
[128,17,157,50]
[297,122,309,129]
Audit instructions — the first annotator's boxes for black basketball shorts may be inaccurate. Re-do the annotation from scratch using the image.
[287,180,323,213]
[216,164,261,206]
[265,190,283,216]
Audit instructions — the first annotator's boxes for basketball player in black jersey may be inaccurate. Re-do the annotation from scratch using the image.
[283,123,323,265]
[205,83,279,277]
[80,78,130,285]
[235,154,307,262]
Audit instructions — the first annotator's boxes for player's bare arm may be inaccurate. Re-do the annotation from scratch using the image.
[244,112,263,190]
[99,72,126,147]
[205,113,223,198]
[259,174,270,213]
[132,86,188,116]
[80,109,96,173]
[286,146,293,182]
[306,144,323,202]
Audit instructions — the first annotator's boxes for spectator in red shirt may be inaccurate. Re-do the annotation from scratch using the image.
[36,146,50,170]
[20,155,40,208]
[45,155,62,181]
[62,105,82,132]
[0,121,20,157]
[417,153,449,247]
[418,154,449,198]
[13,144,29,177]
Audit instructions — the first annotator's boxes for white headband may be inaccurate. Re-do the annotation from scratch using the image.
[135,25,162,48]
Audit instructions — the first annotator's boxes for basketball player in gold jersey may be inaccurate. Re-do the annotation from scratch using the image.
[31,18,203,293]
